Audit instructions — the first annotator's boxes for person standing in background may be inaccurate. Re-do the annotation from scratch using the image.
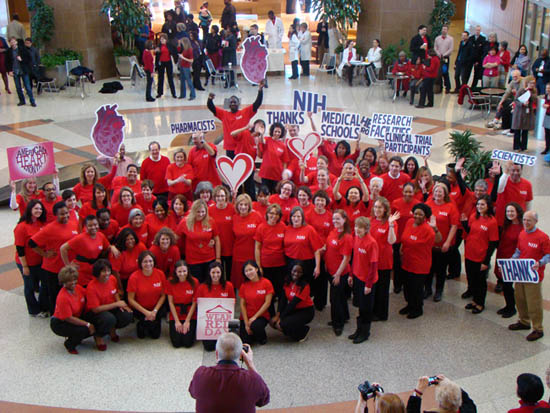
[452,31,473,93]
[298,23,312,77]
[221,0,236,30]
[470,25,487,88]
[434,25,454,94]
[7,14,26,41]
[265,11,284,49]
[316,17,329,64]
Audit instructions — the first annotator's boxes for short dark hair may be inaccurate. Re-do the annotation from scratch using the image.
[96,208,111,218]
[412,202,432,219]
[418,25,427,31]
[53,201,67,216]
[115,227,139,251]
[463,30,469,36]
[242,260,262,281]
[61,189,76,200]
[138,250,156,268]
[269,122,286,139]
[25,37,32,42]
[389,156,404,167]
[92,259,112,278]
[517,373,544,403]
[12,14,20,20]
[83,215,98,226]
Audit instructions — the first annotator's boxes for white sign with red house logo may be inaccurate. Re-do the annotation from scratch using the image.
[196,298,236,340]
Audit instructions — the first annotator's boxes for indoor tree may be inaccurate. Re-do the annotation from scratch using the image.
[27,0,55,50]
[310,0,362,40]
[429,0,456,40]
[100,0,149,52]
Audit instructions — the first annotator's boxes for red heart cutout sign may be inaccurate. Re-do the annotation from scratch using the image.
[287,132,322,162]
[216,153,255,192]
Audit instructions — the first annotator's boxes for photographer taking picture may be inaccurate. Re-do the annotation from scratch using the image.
[407,375,476,413]
[354,381,405,413]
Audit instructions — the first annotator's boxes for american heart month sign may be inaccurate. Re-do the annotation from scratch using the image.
[7,141,56,181]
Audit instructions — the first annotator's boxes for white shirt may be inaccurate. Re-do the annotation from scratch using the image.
[265,17,284,49]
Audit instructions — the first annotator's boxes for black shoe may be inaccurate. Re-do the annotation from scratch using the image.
[465,303,475,310]
[196,87,205,91]
[353,331,370,344]
[472,306,484,314]
[501,309,517,318]
[17,102,25,106]
[445,89,451,94]
[494,281,503,293]
[333,327,343,336]
[424,289,432,299]
[426,104,434,107]
[433,291,442,302]
[327,321,333,326]
[259,338,267,345]
[399,306,410,315]
[415,105,425,108]
[288,76,298,80]
[393,286,402,294]
[137,322,146,339]
[407,312,423,319]
[542,149,549,155]
[461,290,472,299]
[509,322,531,331]
[146,97,155,102]
[348,329,360,340]
[156,94,162,98]
[371,315,382,322]
[189,96,195,101]
[179,96,186,99]
[496,306,507,315]
[451,89,459,94]
[31,102,36,107]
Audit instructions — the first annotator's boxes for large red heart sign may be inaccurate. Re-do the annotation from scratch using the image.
[216,153,255,192]
[287,132,322,162]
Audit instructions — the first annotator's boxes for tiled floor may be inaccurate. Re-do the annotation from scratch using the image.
[1,55,550,412]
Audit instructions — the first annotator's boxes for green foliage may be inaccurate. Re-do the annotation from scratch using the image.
[382,39,411,66]
[464,150,492,188]
[334,44,365,57]
[310,0,362,40]
[27,0,55,49]
[444,130,481,160]
[101,0,150,50]
[429,0,456,40]
[41,48,83,69]
[114,46,138,57]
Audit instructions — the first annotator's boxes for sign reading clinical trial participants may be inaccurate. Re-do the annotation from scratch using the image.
[196,297,235,340]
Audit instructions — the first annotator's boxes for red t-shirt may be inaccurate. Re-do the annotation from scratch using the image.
[188,144,221,189]
[159,44,170,62]
[268,194,298,224]
[135,193,157,215]
[99,219,119,243]
[284,225,323,260]
[53,285,86,319]
[150,245,180,276]
[516,228,550,281]
[121,222,150,247]
[194,282,236,300]
[177,218,219,264]
[380,172,410,203]
[464,215,499,263]
[214,104,256,151]
[334,199,369,229]
[336,178,362,197]
[252,202,268,221]
[166,277,198,320]
[14,220,45,266]
[111,177,141,205]
[287,156,317,186]
[401,221,436,274]
[111,242,147,280]
[140,156,171,195]
[209,204,235,257]
[31,220,79,273]
[508,400,550,413]
[79,202,105,226]
[305,209,333,244]
[110,203,142,227]
[391,197,415,243]
[15,193,41,217]
[324,230,353,275]
[352,234,379,286]
[370,218,396,270]
[234,129,258,160]
[68,232,110,286]
[42,196,62,222]
[259,137,290,181]
[318,140,359,176]
[239,277,274,320]
[166,162,194,196]
[232,211,263,261]
[283,282,313,309]
[178,47,193,68]
[254,222,286,267]
[85,275,118,311]
[145,213,177,244]
[73,170,116,204]
[306,171,338,188]
[426,200,459,248]
[496,178,533,225]
[127,268,167,310]
[497,223,523,259]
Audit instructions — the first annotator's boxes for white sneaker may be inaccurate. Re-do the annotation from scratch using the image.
[500,129,510,135]
[486,120,495,128]
[37,311,49,318]
[299,326,310,343]
[507,131,514,137]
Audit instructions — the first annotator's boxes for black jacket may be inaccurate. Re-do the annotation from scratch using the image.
[455,37,474,65]
[532,56,550,83]
[5,40,32,75]
[316,21,329,48]
[162,21,178,40]
[205,33,221,53]
[410,34,431,63]
[470,34,487,63]
[221,3,236,30]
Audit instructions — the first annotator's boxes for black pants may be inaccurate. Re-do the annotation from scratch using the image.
[261,178,278,194]
[188,260,215,283]
[264,266,285,315]
[312,264,329,311]
[513,129,529,151]
[221,256,232,285]
[169,319,196,348]
[203,339,216,351]
[242,174,257,201]
[426,249,449,294]
[418,77,434,106]
[224,70,235,87]
[329,273,349,328]
[300,59,310,76]
[44,269,61,315]
[240,317,268,344]
[89,309,133,336]
[373,269,391,320]
[404,272,426,316]
[353,277,374,336]
[392,244,405,291]
[545,128,550,151]
[157,61,176,97]
[448,231,463,278]
[471,62,483,88]
[454,62,464,90]
[280,306,314,341]
[291,60,299,78]
[145,70,153,100]
[225,150,235,159]
[17,263,48,315]
[465,259,488,307]
[134,310,162,339]
[50,316,92,351]
[345,65,354,86]
[409,80,419,104]
[461,62,473,87]
[192,58,203,89]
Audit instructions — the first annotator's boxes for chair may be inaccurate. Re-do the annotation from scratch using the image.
[65,59,89,99]
[366,65,390,97]
[463,86,490,119]
[205,58,226,88]
[316,53,336,76]
[130,61,146,90]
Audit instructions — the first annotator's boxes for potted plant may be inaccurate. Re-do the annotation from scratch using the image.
[429,0,456,41]
[464,150,492,187]
[101,0,149,78]
[444,129,492,186]
[27,0,55,50]
[41,49,83,88]
[310,0,362,41]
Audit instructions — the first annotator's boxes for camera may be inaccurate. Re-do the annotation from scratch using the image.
[358,381,384,400]
[242,344,250,353]
[428,376,439,386]
[227,319,240,334]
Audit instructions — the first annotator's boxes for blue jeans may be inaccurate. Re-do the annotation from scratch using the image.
[16,263,48,314]
[14,73,35,105]
[179,67,195,98]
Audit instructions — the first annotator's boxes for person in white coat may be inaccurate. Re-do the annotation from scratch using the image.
[298,22,312,76]
[337,40,357,85]
[366,39,383,85]
[288,24,300,79]
[265,11,284,49]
